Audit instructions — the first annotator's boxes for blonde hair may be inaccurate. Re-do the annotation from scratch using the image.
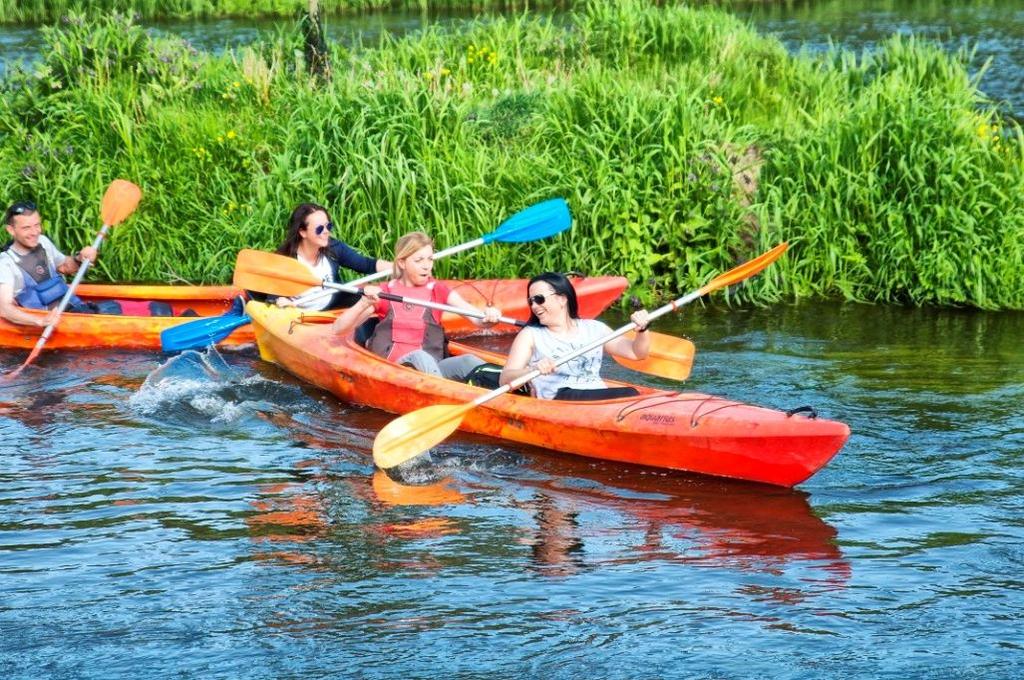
[392,231,434,279]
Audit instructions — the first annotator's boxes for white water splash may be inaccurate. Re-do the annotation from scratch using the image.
[128,348,278,424]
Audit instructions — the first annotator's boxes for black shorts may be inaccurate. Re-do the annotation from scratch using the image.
[553,386,640,401]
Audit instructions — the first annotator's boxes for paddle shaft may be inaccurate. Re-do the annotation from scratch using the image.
[14,225,110,373]
[288,236,488,307]
[321,279,524,327]
[289,197,567,306]
[4,179,142,377]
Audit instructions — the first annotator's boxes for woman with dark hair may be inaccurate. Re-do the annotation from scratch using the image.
[273,202,391,310]
[499,272,651,401]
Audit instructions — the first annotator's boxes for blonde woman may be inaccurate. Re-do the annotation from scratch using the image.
[333,231,501,380]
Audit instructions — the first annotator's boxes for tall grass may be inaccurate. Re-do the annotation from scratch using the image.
[0,1,570,24]
[1,1,1022,308]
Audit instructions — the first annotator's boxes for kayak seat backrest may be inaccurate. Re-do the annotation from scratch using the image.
[465,362,530,395]
[355,317,379,346]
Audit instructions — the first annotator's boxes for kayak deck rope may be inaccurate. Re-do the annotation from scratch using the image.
[289,312,335,334]
[450,279,501,308]
[614,393,746,427]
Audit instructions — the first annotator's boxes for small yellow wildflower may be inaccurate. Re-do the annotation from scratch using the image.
[227,130,237,140]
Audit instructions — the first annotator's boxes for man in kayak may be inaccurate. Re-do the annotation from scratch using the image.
[499,272,651,400]
[270,202,391,310]
[332,231,501,381]
[0,200,98,327]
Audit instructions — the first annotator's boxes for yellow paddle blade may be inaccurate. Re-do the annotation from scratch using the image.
[373,403,472,470]
[699,242,788,296]
[614,331,695,381]
[233,249,321,296]
[99,179,142,226]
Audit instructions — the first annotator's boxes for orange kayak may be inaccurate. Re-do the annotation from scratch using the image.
[0,284,243,350]
[0,276,628,351]
[248,302,849,487]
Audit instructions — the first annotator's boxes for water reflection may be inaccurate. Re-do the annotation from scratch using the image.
[247,476,329,567]
[314,445,850,590]
[526,492,586,576]
[367,470,465,539]
[516,454,848,582]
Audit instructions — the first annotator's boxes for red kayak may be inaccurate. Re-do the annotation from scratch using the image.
[249,301,849,487]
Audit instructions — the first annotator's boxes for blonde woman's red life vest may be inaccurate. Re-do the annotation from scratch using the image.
[366,280,449,362]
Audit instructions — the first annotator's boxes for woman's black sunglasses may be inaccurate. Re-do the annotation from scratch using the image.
[528,294,549,306]
[312,222,334,236]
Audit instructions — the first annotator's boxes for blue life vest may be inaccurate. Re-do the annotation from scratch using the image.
[17,274,70,309]
[4,249,80,310]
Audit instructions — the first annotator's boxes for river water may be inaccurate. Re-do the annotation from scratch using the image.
[2,301,1022,677]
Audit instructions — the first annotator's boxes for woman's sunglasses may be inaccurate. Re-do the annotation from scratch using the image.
[528,294,552,306]
[311,222,334,236]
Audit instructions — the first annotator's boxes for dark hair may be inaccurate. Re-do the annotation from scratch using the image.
[526,272,579,326]
[276,202,331,258]
[4,201,37,226]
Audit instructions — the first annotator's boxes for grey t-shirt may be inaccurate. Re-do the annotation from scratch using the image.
[0,235,66,299]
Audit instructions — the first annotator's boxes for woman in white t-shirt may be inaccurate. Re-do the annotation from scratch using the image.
[499,272,651,400]
[271,203,391,311]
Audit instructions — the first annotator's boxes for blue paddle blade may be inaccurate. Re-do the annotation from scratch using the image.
[160,313,252,352]
[483,198,572,244]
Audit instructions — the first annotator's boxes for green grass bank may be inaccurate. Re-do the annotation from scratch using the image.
[1,0,568,24]
[2,1,1022,308]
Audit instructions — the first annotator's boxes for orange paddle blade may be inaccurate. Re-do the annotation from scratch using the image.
[233,249,321,296]
[371,470,466,506]
[698,242,788,296]
[99,180,142,226]
[614,331,695,381]
[373,403,472,470]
